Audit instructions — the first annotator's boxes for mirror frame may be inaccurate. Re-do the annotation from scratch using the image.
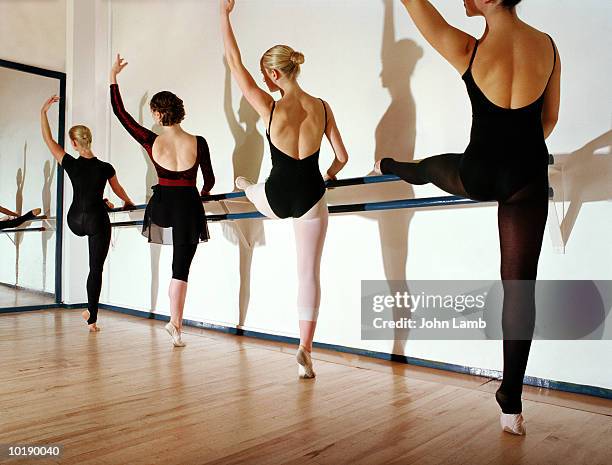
[0,58,66,309]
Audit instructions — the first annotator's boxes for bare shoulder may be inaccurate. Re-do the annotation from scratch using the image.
[521,23,555,48]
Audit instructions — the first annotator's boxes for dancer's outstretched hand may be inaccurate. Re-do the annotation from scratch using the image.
[41,95,60,113]
[111,54,128,82]
[221,0,235,15]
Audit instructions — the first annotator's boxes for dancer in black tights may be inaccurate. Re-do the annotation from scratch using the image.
[0,206,41,231]
[374,0,560,435]
[41,95,135,331]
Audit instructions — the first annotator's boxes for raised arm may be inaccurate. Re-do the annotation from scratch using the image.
[40,96,65,164]
[322,102,349,181]
[220,0,274,119]
[542,42,561,140]
[198,137,216,196]
[400,0,475,73]
[109,54,157,151]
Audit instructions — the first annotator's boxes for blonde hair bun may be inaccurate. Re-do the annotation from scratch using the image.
[261,45,305,80]
[68,125,93,150]
[290,51,305,65]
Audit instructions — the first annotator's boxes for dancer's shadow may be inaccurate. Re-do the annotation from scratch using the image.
[14,143,27,286]
[375,1,423,357]
[41,160,55,291]
[549,129,612,246]
[330,0,421,356]
[138,93,163,311]
[222,57,265,327]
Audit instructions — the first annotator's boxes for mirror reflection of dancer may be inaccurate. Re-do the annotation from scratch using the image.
[0,206,41,230]
[110,55,215,348]
[374,0,561,435]
[41,96,135,332]
[221,0,349,378]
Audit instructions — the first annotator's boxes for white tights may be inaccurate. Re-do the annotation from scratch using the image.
[243,181,328,322]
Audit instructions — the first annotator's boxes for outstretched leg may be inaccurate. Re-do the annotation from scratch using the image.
[236,178,280,219]
[0,209,38,231]
[293,196,328,378]
[496,180,548,433]
[379,154,470,198]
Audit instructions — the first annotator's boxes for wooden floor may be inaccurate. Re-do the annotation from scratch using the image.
[0,285,56,308]
[1,309,611,465]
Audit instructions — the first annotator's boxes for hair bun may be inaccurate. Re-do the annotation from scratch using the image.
[290,51,305,65]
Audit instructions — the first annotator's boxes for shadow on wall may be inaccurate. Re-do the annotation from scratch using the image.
[14,143,27,285]
[41,159,55,290]
[220,57,266,327]
[325,0,423,357]
[549,129,612,246]
[138,93,162,312]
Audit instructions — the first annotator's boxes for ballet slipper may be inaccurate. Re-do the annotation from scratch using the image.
[165,322,186,347]
[296,345,315,379]
[500,413,526,435]
[235,176,252,191]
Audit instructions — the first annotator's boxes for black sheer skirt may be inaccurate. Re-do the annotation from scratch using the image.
[142,185,209,245]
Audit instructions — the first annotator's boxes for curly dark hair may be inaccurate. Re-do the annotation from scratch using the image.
[501,0,522,8]
[150,91,185,126]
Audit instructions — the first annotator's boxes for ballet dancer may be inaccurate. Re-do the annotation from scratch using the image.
[0,206,42,231]
[41,95,135,332]
[110,55,215,347]
[221,0,350,378]
[373,0,560,434]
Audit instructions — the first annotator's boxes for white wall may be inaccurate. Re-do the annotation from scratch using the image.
[0,0,66,71]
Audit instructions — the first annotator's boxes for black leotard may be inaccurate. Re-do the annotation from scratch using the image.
[382,35,556,203]
[62,154,115,235]
[62,154,115,324]
[264,99,327,219]
[458,36,556,201]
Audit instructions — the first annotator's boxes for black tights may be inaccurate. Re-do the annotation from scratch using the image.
[172,244,198,282]
[86,225,112,324]
[381,156,548,414]
[0,210,36,231]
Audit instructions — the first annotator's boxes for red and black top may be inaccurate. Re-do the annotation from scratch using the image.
[110,84,215,193]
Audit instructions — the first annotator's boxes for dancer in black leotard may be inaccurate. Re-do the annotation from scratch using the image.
[374,0,561,435]
[263,100,328,219]
[0,206,41,231]
[110,55,215,347]
[221,0,349,378]
[41,95,134,331]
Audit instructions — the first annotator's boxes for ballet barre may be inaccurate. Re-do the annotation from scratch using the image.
[107,154,556,215]
[108,195,480,228]
[0,227,47,234]
[106,174,405,214]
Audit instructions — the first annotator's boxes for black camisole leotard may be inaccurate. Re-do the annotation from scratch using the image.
[458,35,557,201]
[264,99,327,219]
[381,34,557,203]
